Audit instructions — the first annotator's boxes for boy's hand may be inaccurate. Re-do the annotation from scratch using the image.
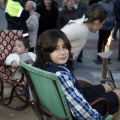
[11,61,19,68]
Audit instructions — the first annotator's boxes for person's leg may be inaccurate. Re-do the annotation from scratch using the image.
[82,84,112,100]
[94,91,119,115]
[83,84,119,115]
[112,89,120,104]
[102,83,112,92]
[113,22,119,40]
[97,30,105,61]
[77,49,83,63]
[67,59,74,71]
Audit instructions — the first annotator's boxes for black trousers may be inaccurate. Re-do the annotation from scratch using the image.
[77,49,83,60]
[97,30,111,53]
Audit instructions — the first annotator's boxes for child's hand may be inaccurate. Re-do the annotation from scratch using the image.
[11,61,19,68]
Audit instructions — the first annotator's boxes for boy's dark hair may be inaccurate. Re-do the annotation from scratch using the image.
[15,37,31,50]
[36,29,72,68]
[84,3,108,23]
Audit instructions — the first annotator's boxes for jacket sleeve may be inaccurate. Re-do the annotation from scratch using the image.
[114,0,120,22]
[56,11,64,29]
[5,54,20,65]
[56,71,104,120]
[20,9,30,20]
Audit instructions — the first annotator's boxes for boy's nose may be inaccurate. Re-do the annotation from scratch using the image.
[61,49,65,54]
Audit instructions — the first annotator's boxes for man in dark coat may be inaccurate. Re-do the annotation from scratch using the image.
[112,0,120,40]
[36,0,59,37]
[5,0,30,37]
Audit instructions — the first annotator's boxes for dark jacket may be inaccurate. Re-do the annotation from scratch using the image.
[36,2,59,36]
[57,2,87,29]
[75,2,88,18]
[57,6,78,29]
[88,0,102,5]
[98,0,115,31]
[114,0,120,23]
[5,0,29,35]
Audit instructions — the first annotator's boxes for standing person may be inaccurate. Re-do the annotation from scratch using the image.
[56,0,75,29]
[34,29,120,119]
[73,0,88,18]
[1,0,30,37]
[61,4,108,62]
[36,0,59,37]
[25,0,40,52]
[73,0,88,63]
[97,0,115,62]
[112,0,120,40]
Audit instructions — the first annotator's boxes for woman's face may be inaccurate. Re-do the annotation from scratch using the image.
[50,38,69,65]
[25,1,33,11]
[44,0,52,7]
[66,0,74,9]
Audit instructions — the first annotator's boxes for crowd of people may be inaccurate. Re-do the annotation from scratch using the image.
[1,0,120,119]
[1,0,120,63]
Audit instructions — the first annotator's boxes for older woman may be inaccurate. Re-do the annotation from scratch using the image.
[26,0,40,52]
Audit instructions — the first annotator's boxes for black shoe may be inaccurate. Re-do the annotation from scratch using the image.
[108,58,111,62]
[67,59,74,71]
[69,66,74,71]
[112,37,118,40]
[97,56,102,62]
[77,58,83,63]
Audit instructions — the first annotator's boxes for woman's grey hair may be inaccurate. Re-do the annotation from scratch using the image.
[29,0,37,11]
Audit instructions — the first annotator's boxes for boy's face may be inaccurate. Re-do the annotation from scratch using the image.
[13,40,28,55]
[50,38,69,65]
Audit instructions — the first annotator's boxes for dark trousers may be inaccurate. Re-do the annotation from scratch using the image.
[97,30,111,53]
[77,49,83,60]
[113,22,120,38]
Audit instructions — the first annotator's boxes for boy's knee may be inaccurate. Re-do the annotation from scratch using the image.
[102,83,112,92]
[113,89,120,103]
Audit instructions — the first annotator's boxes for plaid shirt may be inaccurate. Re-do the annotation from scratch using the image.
[54,64,104,120]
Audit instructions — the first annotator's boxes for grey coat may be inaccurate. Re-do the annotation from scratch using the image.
[98,0,115,30]
[26,11,40,48]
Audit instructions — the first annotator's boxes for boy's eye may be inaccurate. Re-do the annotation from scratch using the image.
[55,47,59,50]
[63,45,67,48]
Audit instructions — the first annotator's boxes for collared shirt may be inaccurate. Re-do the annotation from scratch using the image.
[46,63,104,120]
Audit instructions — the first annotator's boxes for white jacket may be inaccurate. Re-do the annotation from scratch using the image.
[5,52,36,65]
[61,21,89,60]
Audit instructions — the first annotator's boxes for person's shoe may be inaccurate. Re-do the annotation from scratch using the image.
[97,56,102,62]
[69,66,74,71]
[67,60,74,71]
[108,58,111,62]
[112,37,118,40]
[77,58,83,63]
